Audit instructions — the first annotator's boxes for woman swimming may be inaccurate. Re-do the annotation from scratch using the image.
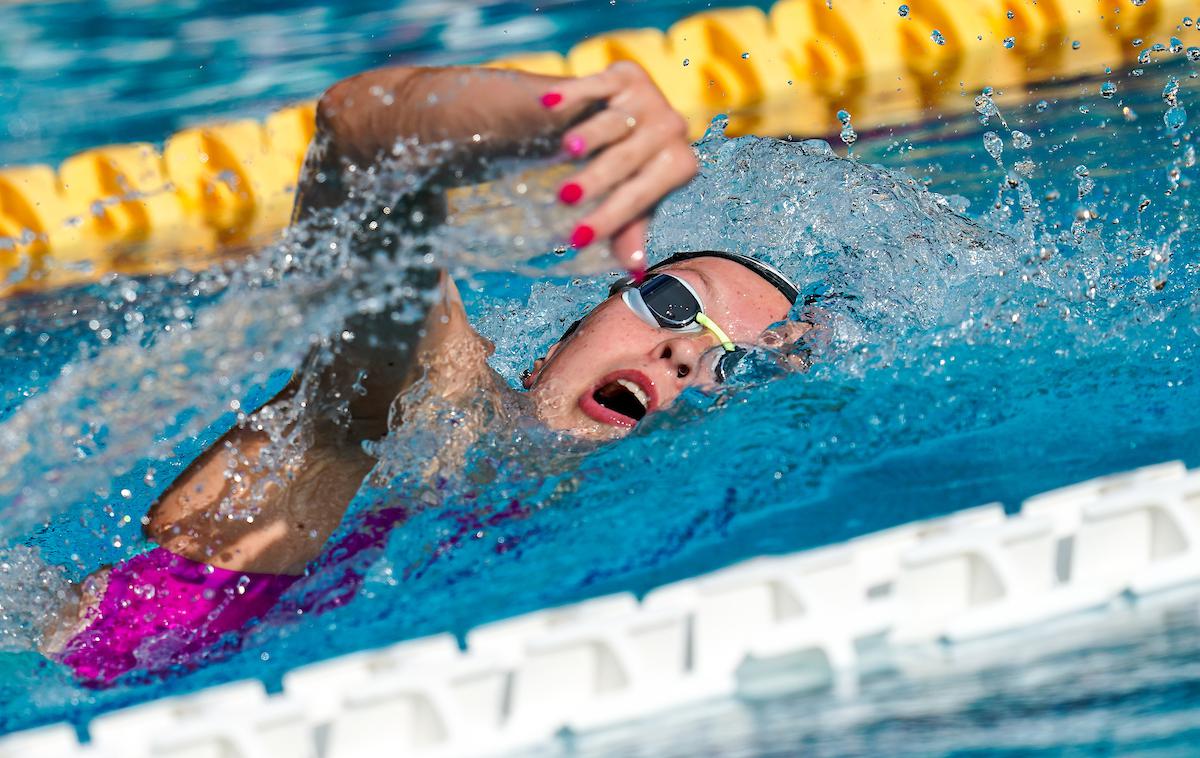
[43,62,801,683]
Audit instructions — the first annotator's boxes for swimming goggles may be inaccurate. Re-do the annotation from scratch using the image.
[616,273,747,382]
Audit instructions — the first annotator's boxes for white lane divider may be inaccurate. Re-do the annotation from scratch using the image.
[4,461,1199,758]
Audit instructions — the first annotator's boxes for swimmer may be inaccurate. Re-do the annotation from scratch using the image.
[43,63,804,683]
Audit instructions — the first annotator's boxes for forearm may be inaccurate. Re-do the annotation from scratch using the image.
[315,65,575,166]
[145,401,375,575]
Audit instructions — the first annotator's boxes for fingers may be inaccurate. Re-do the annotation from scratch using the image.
[559,122,671,205]
[538,61,696,272]
[610,218,649,276]
[569,142,697,258]
[561,108,638,159]
[541,61,646,116]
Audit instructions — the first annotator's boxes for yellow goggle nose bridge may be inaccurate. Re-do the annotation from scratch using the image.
[695,312,735,352]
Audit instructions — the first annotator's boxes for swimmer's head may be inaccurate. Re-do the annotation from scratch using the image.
[524,251,799,439]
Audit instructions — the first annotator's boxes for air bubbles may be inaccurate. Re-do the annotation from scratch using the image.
[930,29,946,46]
[1006,9,1015,19]
[1011,130,1032,149]
[1188,47,1200,62]
[682,58,689,66]
[1169,37,1184,54]
[1130,0,1147,6]
[1100,81,1117,99]
[898,4,909,17]
[1003,37,1015,49]
[1071,40,1081,50]
[741,52,750,59]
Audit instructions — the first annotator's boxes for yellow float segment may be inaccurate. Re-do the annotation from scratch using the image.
[163,119,295,241]
[567,28,703,113]
[668,7,794,108]
[264,102,317,180]
[485,51,570,76]
[0,164,84,269]
[770,0,859,88]
[58,143,188,244]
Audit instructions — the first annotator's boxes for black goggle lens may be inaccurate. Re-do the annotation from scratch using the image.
[636,274,701,329]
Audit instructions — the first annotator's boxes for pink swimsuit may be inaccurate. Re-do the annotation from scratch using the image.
[55,504,414,685]
[57,548,299,684]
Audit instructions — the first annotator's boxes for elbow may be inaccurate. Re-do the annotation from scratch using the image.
[316,79,353,144]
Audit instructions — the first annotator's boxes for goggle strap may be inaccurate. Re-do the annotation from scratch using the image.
[695,312,735,352]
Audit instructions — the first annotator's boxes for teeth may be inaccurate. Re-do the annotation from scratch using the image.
[616,379,649,409]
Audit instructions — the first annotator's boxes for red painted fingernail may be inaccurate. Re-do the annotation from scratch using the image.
[541,91,563,108]
[628,249,647,282]
[559,182,584,205]
[565,135,586,156]
[569,224,595,248]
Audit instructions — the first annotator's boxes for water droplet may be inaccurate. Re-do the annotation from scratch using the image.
[1188,47,1200,62]
[741,52,750,59]
[1185,17,1195,27]
[1071,40,1081,50]
[981,134,1006,170]
[1130,0,1147,6]
[1006,9,1015,19]
[1012,130,1032,149]
[898,4,909,17]
[682,58,689,66]
[1132,38,1143,47]
[1163,76,1180,104]
[1165,104,1188,131]
[836,109,856,145]
[1139,50,1153,64]
[1003,36,1015,49]
[1079,104,1090,114]
[1100,81,1117,98]
[930,29,946,45]
[1075,165,1095,199]
[1036,100,1049,112]
[1171,37,1184,54]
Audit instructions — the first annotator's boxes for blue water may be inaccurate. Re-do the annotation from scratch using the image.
[3,0,1200,752]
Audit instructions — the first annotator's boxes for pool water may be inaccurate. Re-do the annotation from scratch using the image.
[3,0,1200,751]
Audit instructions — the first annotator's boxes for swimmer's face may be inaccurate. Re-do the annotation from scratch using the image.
[525,257,793,440]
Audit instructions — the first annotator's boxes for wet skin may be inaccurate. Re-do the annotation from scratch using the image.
[526,256,794,439]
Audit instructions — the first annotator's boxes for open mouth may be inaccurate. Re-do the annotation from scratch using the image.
[578,370,658,428]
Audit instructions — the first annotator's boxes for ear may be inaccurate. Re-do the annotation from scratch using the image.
[522,357,545,389]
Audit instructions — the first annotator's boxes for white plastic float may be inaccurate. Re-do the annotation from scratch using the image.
[4,460,1200,758]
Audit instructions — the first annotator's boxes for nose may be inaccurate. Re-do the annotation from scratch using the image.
[653,335,706,381]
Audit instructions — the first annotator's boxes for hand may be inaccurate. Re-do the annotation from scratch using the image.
[541,62,699,278]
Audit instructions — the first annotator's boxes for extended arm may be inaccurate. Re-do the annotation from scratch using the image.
[146,63,697,575]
